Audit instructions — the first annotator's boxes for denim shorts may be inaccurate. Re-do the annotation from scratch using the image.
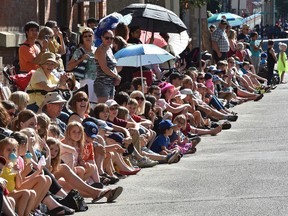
[94,80,115,98]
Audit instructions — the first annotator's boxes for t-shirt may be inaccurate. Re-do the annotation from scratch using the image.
[130,114,142,123]
[150,134,170,154]
[82,143,94,161]
[0,166,16,192]
[108,117,127,128]
[250,40,261,57]
[71,47,97,80]
[19,41,41,73]
[26,67,59,106]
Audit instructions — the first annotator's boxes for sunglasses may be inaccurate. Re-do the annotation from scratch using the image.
[77,98,88,102]
[135,97,144,101]
[229,61,235,64]
[83,34,93,38]
[197,77,204,80]
[104,36,114,40]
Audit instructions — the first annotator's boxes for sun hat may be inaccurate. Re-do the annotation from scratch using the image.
[174,90,186,100]
[82,27,94,35]
[159,82,175,94]
[38,52,59,66]
[42,92,67,104]
[159,119,177,131]
[83,121,98,138]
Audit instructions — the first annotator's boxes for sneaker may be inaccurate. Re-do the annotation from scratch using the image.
[227,115,238,122]
[167,151,179,164]
[137,157,158,168]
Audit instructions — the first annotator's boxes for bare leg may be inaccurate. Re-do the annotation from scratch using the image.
[2,196,16,216]
[54,164,108,200]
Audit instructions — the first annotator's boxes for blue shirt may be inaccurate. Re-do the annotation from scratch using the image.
[250,40,261,57]
[150,134,170,154]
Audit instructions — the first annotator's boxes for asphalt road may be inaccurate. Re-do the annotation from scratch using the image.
[76,82,288,216]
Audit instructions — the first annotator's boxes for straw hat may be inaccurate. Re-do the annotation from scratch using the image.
[82,27,94,35]
[38,52,59,66]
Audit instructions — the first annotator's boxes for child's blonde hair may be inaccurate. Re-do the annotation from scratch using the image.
[46,137,61,173]
[173,114,186,124]
[0,137,18,156]
[117,106,129,120]
[236,42,244,50]
[279,42,287,51]
[65,122,85,151]
[20,128,40,151]
[9,91,30,112]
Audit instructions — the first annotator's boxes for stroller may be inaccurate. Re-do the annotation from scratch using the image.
[258,65,280,85]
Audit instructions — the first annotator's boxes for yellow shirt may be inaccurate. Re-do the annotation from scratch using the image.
[0,166,16,192]
[26,67,59,107]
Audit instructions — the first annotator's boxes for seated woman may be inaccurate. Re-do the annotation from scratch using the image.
[68,91,91,124]
[47,137,123,203]
[26,52,68,112]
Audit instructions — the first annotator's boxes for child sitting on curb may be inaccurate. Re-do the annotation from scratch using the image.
[150,120,181,163]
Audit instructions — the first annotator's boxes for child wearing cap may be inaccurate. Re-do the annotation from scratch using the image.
[150,120,181,163]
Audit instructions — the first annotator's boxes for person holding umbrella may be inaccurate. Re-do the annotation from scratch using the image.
[94,30,122,103]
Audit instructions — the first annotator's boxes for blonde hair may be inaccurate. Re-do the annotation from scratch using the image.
[20,128,41,151]
[279,42,287,51]
[117,106,129,120]
[0,137,18,156]
[38,26,54,40]
[130,91,145,115]
[9,91,30,112]
[65,122,85,153]
[46,137,61,173]
[236,42,244,50]
[227,29,236,40]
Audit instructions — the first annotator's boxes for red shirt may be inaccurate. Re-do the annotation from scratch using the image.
[108,117,127,128]
[131,114,142,123]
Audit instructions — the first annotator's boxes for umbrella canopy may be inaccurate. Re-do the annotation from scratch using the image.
[119,3,187,33]
[114,44,175,67]
[114,44,175,92]
[208,12,244,27]
[94,12,132,46]
[140,30,189,56]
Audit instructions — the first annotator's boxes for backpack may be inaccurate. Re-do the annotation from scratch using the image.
[58,189,88,212]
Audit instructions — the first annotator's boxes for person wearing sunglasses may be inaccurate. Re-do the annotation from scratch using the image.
[68,28,98,104]
[94,30,122,103]
[67,91,91,124]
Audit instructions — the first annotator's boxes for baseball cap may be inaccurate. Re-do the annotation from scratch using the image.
[82,121,98,138]
[180,88,193,95]
[159,119,177,131]
[96,119,113,131]
[105,99,119,108]
[107,133,124,144]
[212,75,221,82]
[208,65,217,71]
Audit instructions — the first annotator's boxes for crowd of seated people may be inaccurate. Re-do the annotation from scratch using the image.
[0,18,281,215]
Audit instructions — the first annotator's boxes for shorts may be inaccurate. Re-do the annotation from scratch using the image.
[94,80,115,98]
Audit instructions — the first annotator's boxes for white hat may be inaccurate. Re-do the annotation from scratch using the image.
[105,99,119,108]
[180,88,193,95]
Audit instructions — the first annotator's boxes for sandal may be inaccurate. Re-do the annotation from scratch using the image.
[107,186,123,203]
[92,189,110,204]
[47,206,75,216]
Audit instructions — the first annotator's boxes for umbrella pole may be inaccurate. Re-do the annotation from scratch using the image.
[140,56,144,93]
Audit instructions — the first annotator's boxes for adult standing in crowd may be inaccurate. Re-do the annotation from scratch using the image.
[67,28,97,103]
[211,19,230,63]
[237,24,251,48]
[19,21,47,73]
[45,20,66,71]
[94,30,121,103]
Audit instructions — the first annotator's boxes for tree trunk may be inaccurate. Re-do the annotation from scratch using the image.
[201,18,212,54]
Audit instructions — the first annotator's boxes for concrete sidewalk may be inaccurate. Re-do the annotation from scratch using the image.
[77,83,288,216]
